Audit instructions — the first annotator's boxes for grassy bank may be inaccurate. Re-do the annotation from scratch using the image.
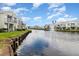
[0,30,31,49]
[0,30,31,40]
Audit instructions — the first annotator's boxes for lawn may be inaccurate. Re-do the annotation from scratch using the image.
[0,30,31,49]
[0,30,31,40]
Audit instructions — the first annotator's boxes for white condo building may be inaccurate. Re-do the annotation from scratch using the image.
[0,11,26,32]
[54,20,79,31]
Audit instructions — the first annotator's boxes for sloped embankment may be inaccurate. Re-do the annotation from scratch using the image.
[0,30,32,56]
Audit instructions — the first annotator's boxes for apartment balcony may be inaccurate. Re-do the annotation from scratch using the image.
[5,21,14,24]
[5,15,17,24]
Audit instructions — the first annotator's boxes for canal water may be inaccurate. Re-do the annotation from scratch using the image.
[17,30,79,56]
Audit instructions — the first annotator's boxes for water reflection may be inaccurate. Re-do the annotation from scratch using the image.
[17,38,49,56]
[17,30,79,56]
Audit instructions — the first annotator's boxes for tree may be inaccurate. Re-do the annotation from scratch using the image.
[44,25,50,31]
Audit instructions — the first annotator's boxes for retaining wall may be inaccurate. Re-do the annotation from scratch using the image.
[0,31,32,56]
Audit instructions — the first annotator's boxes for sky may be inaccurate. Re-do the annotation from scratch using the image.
[0,3,79,26]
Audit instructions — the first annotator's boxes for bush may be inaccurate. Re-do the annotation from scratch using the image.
[0,28,7,32]
[17,29,26,31]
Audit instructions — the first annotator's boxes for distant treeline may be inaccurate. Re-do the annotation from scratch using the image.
[28,25,50,31]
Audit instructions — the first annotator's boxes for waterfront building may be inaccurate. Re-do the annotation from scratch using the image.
[0,11,26,32]
[44,24,50,31]
[54,20,79,31]
[17,18,26,30]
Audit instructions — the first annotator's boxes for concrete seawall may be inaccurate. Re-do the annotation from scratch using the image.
[0,31,32,56]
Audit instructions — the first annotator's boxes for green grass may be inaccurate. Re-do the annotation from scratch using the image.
[0,30,31,48]
[0,30,31,40]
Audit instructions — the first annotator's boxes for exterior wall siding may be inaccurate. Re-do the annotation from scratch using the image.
[0,14,5,29]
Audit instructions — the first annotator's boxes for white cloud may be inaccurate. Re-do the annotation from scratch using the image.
[47,12,50,15]
[57,17,78,22]
[1,6,12,11]
[53,6,66,13]
[47,4,66,20]
[13,7,30,17]
[48,3,64,9]
[47,14,54,20]
[47,5,66,20]
[21,17,31,23]
[64,14,69,18]
[57,18,68,22]
[22,17,31,21]
[32,3,43,9]
[1,7,30,17]
[4,3,16,6]
[70,17,78,20]
[14,8,29,13]
[47,12,62,20]
[33,16,42,20]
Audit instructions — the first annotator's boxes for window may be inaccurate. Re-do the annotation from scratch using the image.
[57,25,60,26]
[71,23,75,25]
[7,15,12,22]
[71,27,75,30]
[14,17,17,23]
[7,15,12,19]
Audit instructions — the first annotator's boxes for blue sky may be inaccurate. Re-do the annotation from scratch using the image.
[0,3,79,26]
